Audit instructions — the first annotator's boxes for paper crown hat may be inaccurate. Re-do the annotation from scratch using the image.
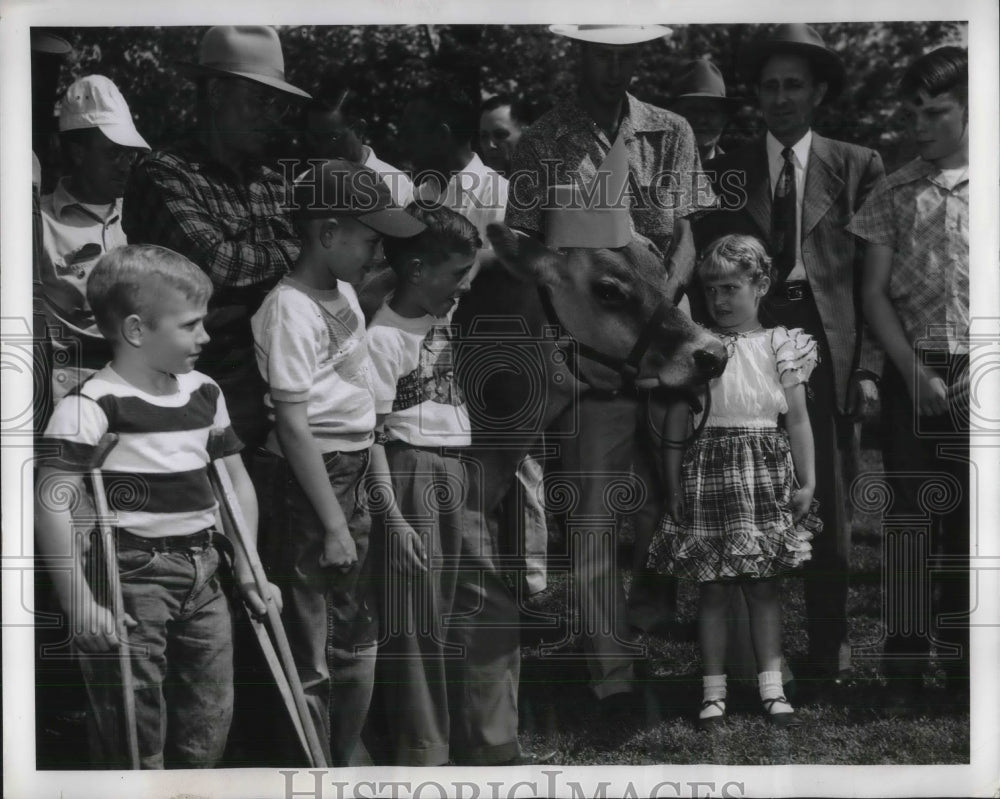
[544,134,632,249]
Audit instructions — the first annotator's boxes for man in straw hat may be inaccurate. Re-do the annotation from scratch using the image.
[694,23,884,698]
[506,23,714,719]
[124,26,311,454]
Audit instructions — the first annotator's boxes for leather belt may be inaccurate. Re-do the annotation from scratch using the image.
[384,440,463,459]
[771,280,811,302]
[117,527,216,552]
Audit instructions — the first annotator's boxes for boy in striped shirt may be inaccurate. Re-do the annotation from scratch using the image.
[35,245,280,768]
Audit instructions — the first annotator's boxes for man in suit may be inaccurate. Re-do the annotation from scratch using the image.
[693,23,883,691]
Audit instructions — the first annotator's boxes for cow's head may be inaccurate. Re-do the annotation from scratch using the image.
[486,223,726,393]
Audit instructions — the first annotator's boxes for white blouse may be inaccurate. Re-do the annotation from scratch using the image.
[699,326,818,429]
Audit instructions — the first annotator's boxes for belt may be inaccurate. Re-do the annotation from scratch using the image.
[117,527,217,553]
[770,280,812,302]
[384,440,464,459]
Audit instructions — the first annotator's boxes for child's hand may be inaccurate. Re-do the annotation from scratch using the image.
[665,482,686,525]
[909,367,949,417]
[70,601,137,653]
[319,528,358,571]
[239,579,283,617]
[789,486,815,523]
[388,523,428,575]
[667,491,686,525]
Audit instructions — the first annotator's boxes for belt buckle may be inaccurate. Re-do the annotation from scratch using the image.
[785,283,807,301]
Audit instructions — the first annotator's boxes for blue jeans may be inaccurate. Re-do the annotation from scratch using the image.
[255,447,379,766]
[78,537,233,769]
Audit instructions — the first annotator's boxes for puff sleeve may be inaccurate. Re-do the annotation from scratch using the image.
[772,326,819,388]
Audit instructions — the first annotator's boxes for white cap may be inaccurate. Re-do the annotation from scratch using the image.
[58,75,150,151]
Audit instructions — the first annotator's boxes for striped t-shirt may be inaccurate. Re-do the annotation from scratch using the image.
[38,366,243,538]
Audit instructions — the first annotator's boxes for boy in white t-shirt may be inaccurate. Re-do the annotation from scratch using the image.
[251,159,425,766]
[368,204,542,766]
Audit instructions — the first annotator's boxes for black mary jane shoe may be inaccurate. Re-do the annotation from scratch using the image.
[762,696,801,728]
[696,699,727,731]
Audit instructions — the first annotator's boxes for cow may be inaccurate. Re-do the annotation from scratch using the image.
[452,223,727,518]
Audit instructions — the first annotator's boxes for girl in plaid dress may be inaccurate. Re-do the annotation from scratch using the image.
[648,234,821,729]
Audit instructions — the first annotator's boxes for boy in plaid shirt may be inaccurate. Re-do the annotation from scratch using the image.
[851,46,970,711]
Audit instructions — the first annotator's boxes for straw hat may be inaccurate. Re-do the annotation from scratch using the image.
[548,24,673,45]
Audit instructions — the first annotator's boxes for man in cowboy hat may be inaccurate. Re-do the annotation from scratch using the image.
[123,26,311,453]
[506,24,712,717]
[669,58,741,163]
[694,23,884,693]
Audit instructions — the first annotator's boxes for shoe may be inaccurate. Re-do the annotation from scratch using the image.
[498,749,559,766]
[762,696,801,727]
[696,699,726,731]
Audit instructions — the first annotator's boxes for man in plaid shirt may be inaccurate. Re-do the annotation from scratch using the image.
[123,26,311,451]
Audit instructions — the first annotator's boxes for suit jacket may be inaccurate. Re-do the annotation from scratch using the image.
[693,133,885,413]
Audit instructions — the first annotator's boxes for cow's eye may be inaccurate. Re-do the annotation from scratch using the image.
[593,281,628,305]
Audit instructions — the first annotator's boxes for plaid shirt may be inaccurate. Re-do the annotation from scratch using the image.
[507,93,713,256]
[122,135,298,292]
[848,157,969,354]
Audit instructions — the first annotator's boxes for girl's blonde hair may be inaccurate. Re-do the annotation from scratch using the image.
[696,234,772,286]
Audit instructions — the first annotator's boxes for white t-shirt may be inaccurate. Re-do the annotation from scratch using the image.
[367,301,471,446]
[252,277,375,454]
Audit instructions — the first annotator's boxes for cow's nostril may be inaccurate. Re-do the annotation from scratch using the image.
[693,343,728,379]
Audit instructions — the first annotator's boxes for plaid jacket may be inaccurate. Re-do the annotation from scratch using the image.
[122,135,299,369]
[694,134,885,413]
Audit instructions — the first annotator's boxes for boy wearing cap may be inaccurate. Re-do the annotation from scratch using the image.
[251,159,425,766]
[40,74,150,401]
[852,47,970,710]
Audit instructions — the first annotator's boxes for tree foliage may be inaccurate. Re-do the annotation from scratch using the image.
[44,22,964,172]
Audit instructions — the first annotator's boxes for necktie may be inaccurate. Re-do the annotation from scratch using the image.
[772,146,797,285]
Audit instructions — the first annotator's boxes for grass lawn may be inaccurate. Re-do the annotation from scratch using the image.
[514,443,971,766]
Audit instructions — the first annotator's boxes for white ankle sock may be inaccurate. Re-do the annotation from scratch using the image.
[758,670,792,713]
[701,674,727,719]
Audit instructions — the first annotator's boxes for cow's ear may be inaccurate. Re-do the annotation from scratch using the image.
[486,223,563,286]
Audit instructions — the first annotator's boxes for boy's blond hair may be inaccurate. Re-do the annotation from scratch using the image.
[87,245,212,340]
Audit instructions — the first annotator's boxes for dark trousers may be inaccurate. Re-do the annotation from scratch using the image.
[761,294,853,674]
[879,357,970,689]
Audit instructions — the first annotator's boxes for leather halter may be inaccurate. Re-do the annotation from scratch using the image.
[537,284,714,446]
[536,284,674,389]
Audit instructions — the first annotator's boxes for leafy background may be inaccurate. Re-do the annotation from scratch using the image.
[40,22,966,173]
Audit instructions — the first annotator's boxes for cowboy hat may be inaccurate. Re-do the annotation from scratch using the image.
[670,59,741,108]
[178,26,310,99]
[738,23,845,102]
[549,24,673,45]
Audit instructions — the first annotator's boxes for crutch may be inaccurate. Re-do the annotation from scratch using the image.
[88,432,140,769]
[206,432,328,768]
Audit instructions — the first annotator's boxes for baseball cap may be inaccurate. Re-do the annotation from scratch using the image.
[58,75,150,151]
[291,159,426,238]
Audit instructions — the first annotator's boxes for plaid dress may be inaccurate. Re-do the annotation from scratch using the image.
[648,326,822,582]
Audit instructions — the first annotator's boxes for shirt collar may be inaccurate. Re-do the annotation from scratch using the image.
[175,133,270,181]
[51,177,121,220]
[766,129,812,169]
[552,92,646,142]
